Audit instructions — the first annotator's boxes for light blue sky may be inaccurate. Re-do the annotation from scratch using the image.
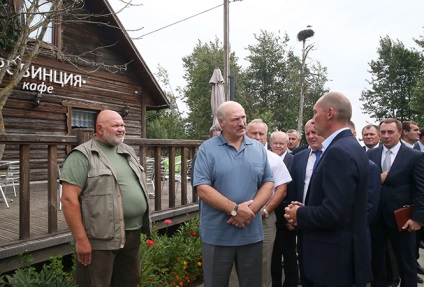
[113,0,424,138]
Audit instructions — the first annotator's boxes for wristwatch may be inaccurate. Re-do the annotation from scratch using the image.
[231,203,239,216]
[263,208,269,218]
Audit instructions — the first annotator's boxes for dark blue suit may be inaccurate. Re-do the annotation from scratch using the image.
[367,160,381,225]
[368,143,424,287]
[271,152,298,287]
[296,129,372,286]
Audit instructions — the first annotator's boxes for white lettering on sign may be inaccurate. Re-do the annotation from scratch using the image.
[1,56,86,95]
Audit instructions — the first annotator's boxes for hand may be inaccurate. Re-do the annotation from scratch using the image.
[227,200,255,228]
[381,171,389,183]
[284,201,303,224]
[286,223,296,231]
[402,219,422,232]
[76,238,92,266]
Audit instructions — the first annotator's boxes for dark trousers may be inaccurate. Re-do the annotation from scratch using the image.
[76,229,142,287]
[271,224,298,287]
[370,222,416,287]
[201,241,263,287]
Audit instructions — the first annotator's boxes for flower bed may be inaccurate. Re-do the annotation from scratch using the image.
[0,218,203,287]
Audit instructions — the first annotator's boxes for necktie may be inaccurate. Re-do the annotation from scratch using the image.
[382,149,391,172]
[312,150,322,170]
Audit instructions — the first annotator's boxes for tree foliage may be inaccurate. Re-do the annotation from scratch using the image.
[146,65,187,139]
[360,36,424,123]
[239,30,328,132]
[180,38,243,139]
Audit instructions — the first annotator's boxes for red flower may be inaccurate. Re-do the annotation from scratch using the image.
[164,219,172,225]
[189,232,197,237]
[146,239,155,246]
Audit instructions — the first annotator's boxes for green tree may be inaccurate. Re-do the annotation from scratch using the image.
[411,30,424,126]
[240,30,328,132]
[181,38,243,139]
[360,36,424,122]
[146,65,186,139]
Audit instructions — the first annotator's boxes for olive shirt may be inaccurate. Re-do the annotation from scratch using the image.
[60,140,147,230]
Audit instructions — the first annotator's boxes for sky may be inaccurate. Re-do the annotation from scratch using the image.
[111,0,424,138]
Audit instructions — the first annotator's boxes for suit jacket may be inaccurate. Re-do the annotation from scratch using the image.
[283,152,294,171]
[367,160,381,225]
[368,143,424,229]
[275,152,295,227]
[286,148,310,203]
[291,144,309,155]
[297,129,372,286]
[414,141,422,151]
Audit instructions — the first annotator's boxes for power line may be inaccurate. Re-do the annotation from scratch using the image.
[138,4,223,39]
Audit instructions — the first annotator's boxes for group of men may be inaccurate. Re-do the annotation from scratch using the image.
[57,91,424,287]
[193,92,424,287]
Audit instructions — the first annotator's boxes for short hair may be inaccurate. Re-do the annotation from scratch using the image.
[270,131,289,143]
[380,118,402,132]
[361,124,379,134]
[401,121,418,132]
[286,129,301,138]
[248,119,268,133]
[419,128,424,139]
[209,124,222,137]
[319,92,352,123]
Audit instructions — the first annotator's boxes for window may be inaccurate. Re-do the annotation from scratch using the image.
[22,0,54,44]
[71,109,97,129]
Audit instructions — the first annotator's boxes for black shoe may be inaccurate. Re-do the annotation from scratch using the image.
[418,264,424,275]
[418,276,424,284]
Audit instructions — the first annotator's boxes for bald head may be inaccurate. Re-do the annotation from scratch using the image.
[270,131,289,156]
[96,110,126,146]
[216,101,247,142]
[313,92,352,138]
[317,92,352,123]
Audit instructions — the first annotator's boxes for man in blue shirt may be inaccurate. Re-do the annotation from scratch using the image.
[194,101,274,287]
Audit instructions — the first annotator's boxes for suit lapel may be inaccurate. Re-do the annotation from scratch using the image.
[388,144,407,173]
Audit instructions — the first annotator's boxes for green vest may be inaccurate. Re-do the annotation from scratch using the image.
[74,138,152,250]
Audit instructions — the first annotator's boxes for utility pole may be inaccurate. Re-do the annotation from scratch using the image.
[297,27,314,132]
[223,0,230,100]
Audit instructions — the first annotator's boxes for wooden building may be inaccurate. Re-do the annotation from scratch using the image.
[1,0,169,165]
[0,0,201,272]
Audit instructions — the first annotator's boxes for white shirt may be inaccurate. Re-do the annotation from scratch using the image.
[280,150,288,161]
[266,150,292,191]
[417,141,424,152]
[382,142,401,168]
[302,149,322,203]
[401,139,414,148]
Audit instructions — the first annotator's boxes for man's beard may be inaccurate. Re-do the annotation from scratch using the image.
[103,128,125,146]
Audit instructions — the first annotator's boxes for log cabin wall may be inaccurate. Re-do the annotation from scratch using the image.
[0,0,169,182]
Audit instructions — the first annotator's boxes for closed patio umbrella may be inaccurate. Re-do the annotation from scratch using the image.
[209,68,226,127]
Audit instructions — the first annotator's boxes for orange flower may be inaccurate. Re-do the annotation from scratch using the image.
[176,275,180,280]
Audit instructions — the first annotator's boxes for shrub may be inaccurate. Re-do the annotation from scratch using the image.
[140,217,203,287]
[0,218,202,287]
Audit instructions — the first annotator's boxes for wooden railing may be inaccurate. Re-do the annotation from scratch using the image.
[0,134,202,241]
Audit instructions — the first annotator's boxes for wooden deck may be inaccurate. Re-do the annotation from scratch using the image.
[0,181,199,272]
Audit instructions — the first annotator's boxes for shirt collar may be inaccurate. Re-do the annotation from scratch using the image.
[383,141,401,155]
[322,128,349,154]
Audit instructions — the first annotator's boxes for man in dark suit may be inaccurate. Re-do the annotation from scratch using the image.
[269,130,297,287]
[285,119,325,286]
[285,92,372,286]
[362,124,381,151]
[413,128,424,152]
[368,118,424,287]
